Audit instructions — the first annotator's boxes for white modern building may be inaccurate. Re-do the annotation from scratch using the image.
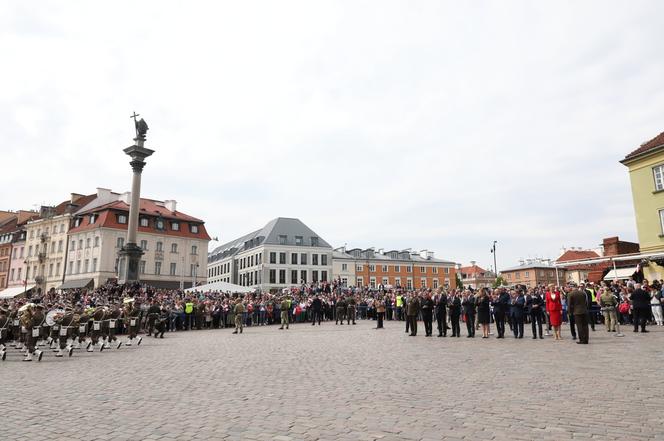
[207,217,333,292]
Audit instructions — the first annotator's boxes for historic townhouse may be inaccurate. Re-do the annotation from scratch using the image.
[332,247,457,290]
[64,188,210,290]
[207,218,333,292]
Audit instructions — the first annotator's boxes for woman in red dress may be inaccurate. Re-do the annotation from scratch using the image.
[545,284,563,340]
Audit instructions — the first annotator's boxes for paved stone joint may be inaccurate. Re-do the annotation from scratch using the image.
[2,321,663,440]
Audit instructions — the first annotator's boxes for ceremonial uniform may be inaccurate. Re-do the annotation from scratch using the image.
[335,298,346,325]
[407,296,421,336]
[346,296,357,325]
[233,301,245,334]
[125,301,143,346]
[279,299,290,330]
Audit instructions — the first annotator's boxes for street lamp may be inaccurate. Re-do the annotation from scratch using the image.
[490,241,498,281]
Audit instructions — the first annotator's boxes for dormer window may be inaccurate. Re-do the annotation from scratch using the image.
[171,222,180,231]
[118,214,128,224]
[156,219,164,230]
[74,218,81,227]
[295,236,303,246]
[310,237,319,247]
[140,218,149,227]
[279,235,287,245]
[89,214,97,224]
[190,224,199,234]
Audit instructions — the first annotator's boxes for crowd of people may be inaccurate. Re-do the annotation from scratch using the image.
[1,277,663,361]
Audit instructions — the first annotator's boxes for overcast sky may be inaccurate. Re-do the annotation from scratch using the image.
[2,1,664,272]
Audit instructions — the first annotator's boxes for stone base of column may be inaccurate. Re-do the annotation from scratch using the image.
[118,243,144,285]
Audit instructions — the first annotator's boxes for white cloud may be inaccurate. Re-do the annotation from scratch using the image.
[1,0,663,271]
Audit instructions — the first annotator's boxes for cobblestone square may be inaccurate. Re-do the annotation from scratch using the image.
[2,320,664,440]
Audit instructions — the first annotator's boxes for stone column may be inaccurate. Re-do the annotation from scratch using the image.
[118,128,154,285]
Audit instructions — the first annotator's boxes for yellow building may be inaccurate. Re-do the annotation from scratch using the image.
[621,130,664,254]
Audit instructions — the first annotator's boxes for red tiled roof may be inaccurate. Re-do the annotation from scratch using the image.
[556,250,599,263]
[460,264,488,275]
[68,199,210,240]
[624,130,664,162]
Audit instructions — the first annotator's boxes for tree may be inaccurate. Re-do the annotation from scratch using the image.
[455,273,463,289]
[493,276,506,288]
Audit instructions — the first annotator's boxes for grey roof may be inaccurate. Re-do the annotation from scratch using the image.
[335,247,456,265]
[208,217,332,262]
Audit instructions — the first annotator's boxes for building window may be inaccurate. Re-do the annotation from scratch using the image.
[279,269,286,284]
[269,269,276,284]
[140,240,148,250]
[356,264,363,271]
[48,264,53,277]
[432,267,438,274]
[395,277,401,287]
[92,258,97,272]
[300,270,307,283]
[118,214,128,224]
[433,279,439,289]
[654,165,664,191]
[321,270,327,281]
[421,278,427,288]
[369,264,375,272]
[381,265,388,272]
[94,237,100,247]
[310,237,319,247]
[155,261,161,275]
[407,278,413,289]
[171,243,178,253]
[406,266,412,273]
[26,267,30,279]
[156,219,164,230]
[191,245,198,255]
[381,277,388,286]
[70,241,75,251]
[291,269,298,284]
[370,277,376,288]
[170,263,177,276]
[321,254,328,266]
[279,252,286,264]
[357,277,364,287]
[420,266,426,273]
[524,271,529,278]
[341,277,348,286]
[300,253,307,265]
[444,267,450,274]
[140,218,149,227]
[342,263,348,271]
[312,254,318,265]
[190,224,199,234]
[84,259,89,273]
[659,209,664,234]
[78,239,83,250]
[190,264,196,277]
[76,260,81,274]
[312,270,319,283]
[171,222,180,231]
[270,252,277,264]
[60,224,65,233]
[156,241,163,252]
[279,235,287,245]
[54,263,59,276]
[291,253,298,265]
[295,236,303,246]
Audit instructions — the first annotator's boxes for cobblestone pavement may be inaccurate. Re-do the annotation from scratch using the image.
[2,320,664,440]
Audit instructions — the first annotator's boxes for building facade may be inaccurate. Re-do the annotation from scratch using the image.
[64,188,210,289]
[23,194,96,293]
[332,247,457,290]
[459,261,495,289]
[501,259,565,288]
[207,218,333,292]
[1,210,38,292]
[622,130,664,253]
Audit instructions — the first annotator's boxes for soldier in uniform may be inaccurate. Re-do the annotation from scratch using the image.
[146,299,161,336]
[0,305,10,360]
[335,296,346,325]
[153,304,168,338]
[233,298,245,334]
[20,304,45,362]
[346,294,357,325]
[279,297,290,330]
[124,299,143,346]
[103,302,123,350]
[54,306,76,358]
[407,293,421,336]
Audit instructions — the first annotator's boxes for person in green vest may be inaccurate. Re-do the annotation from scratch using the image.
[232,298,245,334]
[184,300,194,331]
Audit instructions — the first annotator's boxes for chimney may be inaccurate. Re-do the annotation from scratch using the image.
[70,193,85,203]
[519,259,525,265]
[164,200,177,212]
[470,260,476,267]
[119,192,131,204]
[96,187,112,199]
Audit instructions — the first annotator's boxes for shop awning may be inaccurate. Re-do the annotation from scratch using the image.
[0,285,36,299]
[603,268,635,280]
[185,281,254,294]
[58,278,94,290]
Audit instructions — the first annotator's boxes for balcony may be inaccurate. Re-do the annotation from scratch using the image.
[40,233,49,243]
[34,276,44,285]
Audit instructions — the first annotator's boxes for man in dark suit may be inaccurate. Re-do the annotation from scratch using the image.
[526,289,544,339]
[631,283,650,333]
[421,292,434,337]
[462,291,476,338]
[435,292,448,337]
[568,287,589,344]
[510,290,526,338]
[449,293,461,337]
[492,288,509,338]
[310,294,323,326]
